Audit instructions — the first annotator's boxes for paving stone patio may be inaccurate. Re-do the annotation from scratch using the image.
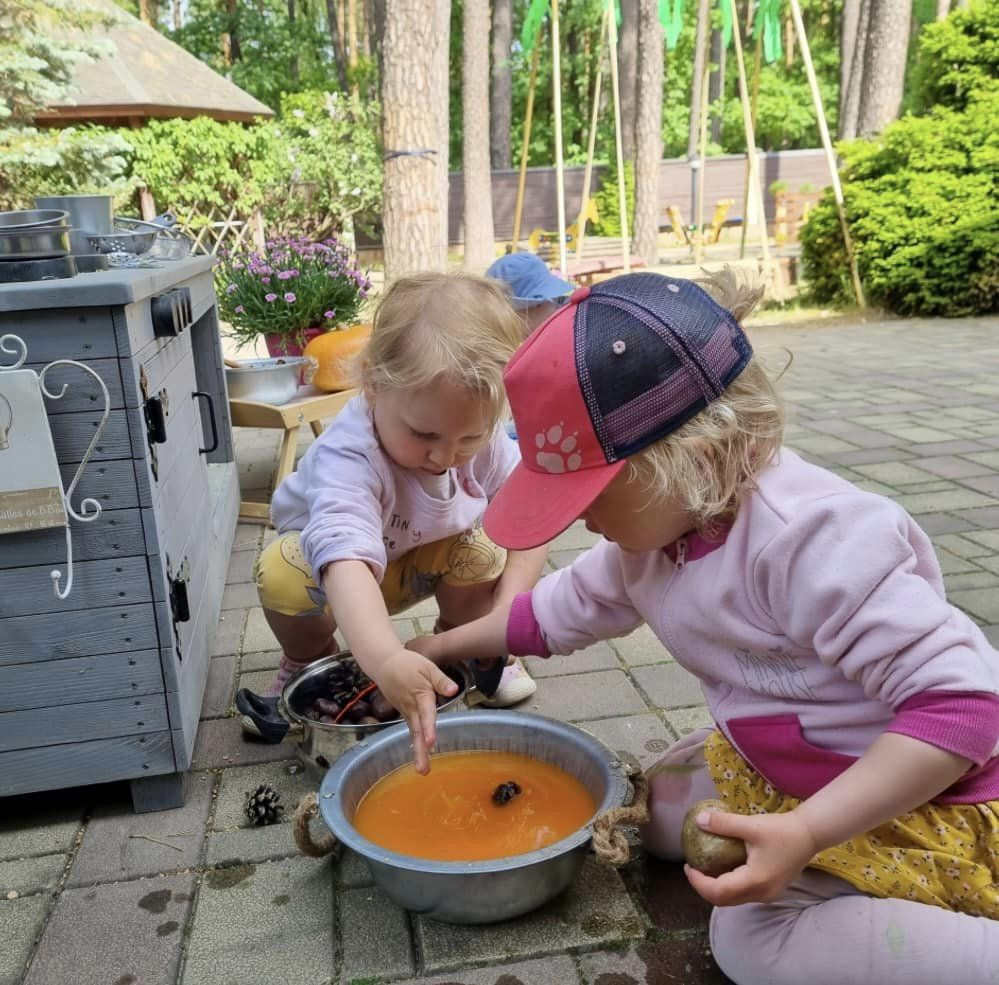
[2,312,998,985]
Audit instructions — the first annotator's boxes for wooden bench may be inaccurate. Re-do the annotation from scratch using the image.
[229,384,357,523]
[566,254,648,285]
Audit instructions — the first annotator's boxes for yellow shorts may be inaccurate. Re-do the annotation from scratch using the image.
[255,527,507,617]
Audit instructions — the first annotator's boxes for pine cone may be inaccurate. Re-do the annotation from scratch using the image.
[244,784,284,826]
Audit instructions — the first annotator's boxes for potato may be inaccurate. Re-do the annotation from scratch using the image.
[681,798,747,876]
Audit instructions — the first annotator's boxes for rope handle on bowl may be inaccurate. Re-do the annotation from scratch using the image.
[292,792,339,858]
[591,756,650,867]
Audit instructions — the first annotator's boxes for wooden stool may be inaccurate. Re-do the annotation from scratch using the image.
[229,384,357,523]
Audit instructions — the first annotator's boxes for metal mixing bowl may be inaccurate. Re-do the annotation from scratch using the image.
[225,357,308,405]
[318,710,630,924]
[280,652,468,779]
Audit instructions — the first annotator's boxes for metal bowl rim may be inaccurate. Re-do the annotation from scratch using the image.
[224,357,309,374]
[0,209,70,229]
[317,709,631,875]
[280,651,467,738]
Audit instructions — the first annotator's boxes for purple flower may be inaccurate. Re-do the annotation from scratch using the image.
[225,283,237,294]
[261,277,271,285]
[284,292,296,303]
[324,309,336,319]
[265,293,278,302]
[277,269,299,280]
[234,305,245,314]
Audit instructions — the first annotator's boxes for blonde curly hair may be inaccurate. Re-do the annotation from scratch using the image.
[626,267,785,534]
[357,271,523,426]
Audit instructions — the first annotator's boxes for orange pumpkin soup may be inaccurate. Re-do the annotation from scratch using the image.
[352,750,597,861]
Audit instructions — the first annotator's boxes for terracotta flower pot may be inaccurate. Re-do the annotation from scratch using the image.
[303,323,372,393]
[264,328,324,359]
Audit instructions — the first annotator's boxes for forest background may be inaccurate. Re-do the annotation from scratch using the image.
[0,0,996,315]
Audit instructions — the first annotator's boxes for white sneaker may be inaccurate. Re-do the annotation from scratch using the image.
[476,658,536,708]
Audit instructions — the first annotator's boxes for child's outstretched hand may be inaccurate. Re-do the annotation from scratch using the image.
[376,649,458,774]
[684,807,818,906]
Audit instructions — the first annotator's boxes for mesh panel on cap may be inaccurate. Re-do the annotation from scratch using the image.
[572,272,752,461]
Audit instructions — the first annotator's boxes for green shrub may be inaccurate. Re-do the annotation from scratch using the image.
[591,159,635,238]
[910,1,999,113]
[126,116,278,215]
[261,90,382,239]
[0,125,133,211]
[801,85,998,316]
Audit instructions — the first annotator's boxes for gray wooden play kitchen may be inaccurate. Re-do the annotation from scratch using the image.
[0,252,239,812]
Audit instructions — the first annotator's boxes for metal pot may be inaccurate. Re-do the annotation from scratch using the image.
[0,226,71,260]
[0,210,71,260]
[236,652,469,781]
[224,357,308,405]
[317,710,631,924]
[35,195,114,240]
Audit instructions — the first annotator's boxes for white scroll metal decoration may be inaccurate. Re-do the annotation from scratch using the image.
[0,333,110,599]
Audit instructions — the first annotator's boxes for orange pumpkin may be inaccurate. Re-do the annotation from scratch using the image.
[303,323,371,392]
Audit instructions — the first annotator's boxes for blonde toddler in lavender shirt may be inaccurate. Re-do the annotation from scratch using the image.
[238,272,547,768]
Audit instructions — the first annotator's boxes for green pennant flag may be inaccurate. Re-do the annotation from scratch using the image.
[753,0,783,62]
[521,0,549,54]
[660,0,684,49]
[720,0,733,49]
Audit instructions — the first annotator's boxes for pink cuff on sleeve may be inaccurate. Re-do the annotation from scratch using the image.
[506,592,551,658]
[888,690,999,766]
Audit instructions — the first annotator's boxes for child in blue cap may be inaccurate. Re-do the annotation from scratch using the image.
[486,252,574,339]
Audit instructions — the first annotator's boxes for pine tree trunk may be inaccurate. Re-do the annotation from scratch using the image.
[172,0,182,29]
[633,0,663,266]
[288,0,299,82]
[490,0,512,170]
[139,0,158,27]
[382,0,448,280]
[326,0,350,90]
[371,0,386,90]
[839,0,870,138]
[618,0,639,163]
[433,0,451,264]
[839,0,861,124]
[462,0,496,270]
[348,0,360,95]
[935,0,950,18]
[709,27,726,144]
[857,0,911,136]
[221,0,241,64]
[688,0,711,158]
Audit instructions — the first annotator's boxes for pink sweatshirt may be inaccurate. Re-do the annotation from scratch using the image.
[509,449,999,803]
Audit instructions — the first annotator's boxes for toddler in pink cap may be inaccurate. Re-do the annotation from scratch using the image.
[410,269,999,984]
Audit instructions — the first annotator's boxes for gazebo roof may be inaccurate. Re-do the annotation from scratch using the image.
[38,0,274,126]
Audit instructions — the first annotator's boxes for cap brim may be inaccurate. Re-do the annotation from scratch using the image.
[484,458,628,550]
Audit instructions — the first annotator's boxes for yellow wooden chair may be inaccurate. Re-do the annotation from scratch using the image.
[707,198,735,243]
[527,197,600,258]
[665,204,691,245]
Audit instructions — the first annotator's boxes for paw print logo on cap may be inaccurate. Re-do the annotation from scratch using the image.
[535,424,582,474]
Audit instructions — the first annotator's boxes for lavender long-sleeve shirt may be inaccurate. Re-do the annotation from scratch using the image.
[509,449,999,803]
[271,395,520,580]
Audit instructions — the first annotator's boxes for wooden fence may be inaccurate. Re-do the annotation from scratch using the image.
[137,189,266,255]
